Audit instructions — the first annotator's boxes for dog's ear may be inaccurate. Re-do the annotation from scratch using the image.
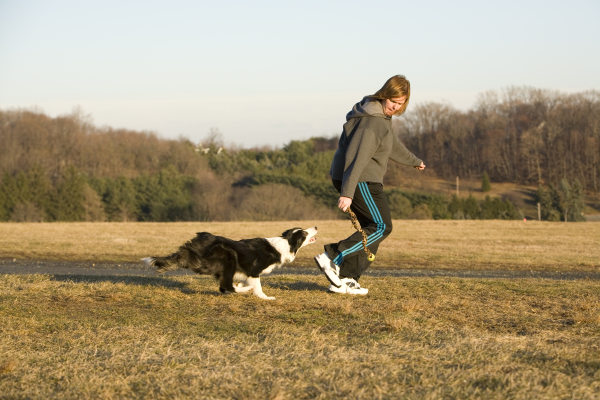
[281,228,302,239]
[288,230,308,254]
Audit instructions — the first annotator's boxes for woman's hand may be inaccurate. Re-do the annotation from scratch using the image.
[414,162,425,170]
[338,196,352,212]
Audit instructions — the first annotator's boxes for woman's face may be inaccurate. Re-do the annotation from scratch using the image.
[381,96,407,117]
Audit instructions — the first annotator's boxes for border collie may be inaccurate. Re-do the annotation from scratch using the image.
[142,227,317,300]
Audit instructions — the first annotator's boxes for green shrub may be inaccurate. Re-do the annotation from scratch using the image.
[409,204,433,220]
[537,180,585,222]
[464,195,481,219]
[481,171,491,192]
[386,191,413,219]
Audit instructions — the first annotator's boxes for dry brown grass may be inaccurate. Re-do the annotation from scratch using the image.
[0,273,599,399]
[1,220,599,272]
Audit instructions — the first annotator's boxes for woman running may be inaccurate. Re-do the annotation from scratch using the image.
[314,75,425,295]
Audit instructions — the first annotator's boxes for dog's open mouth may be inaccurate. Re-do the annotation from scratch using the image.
[308,237,317,243]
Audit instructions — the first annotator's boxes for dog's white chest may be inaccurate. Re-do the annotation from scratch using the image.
[261,263,280,275]
[265,237,296,264]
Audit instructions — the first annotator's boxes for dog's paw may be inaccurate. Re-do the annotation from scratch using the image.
[255,294,276,300]
[233,285,254,293]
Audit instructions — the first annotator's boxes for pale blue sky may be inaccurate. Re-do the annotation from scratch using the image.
[1,0,599,147]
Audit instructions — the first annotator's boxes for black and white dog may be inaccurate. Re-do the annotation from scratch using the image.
[142,227,317,300]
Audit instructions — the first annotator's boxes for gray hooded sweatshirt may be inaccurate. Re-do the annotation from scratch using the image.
[330,97,423,199]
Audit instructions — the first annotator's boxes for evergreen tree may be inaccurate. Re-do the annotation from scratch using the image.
[545,184,562,221]
[480,196,497,219]
[0,176,8,221]
[82,184,106,222]
[567,179,586,222]
[14,171,32,205]
[50,165,86,221]
[283,140,314,165]
[134,166,195,222]
[448,195,464,219]
[26,165,53,220]
[104,177,138,221]
[463,195,481,219]
[537,185,554,221]
[481,171,491,192]
[206,148,236,176]
[8,169,51,222]
[153,166,195,221]
[559,179,571,221]
[478,195,522,220]
[201,138,335,181]
[0,173,18,221]
[499,198,523,220]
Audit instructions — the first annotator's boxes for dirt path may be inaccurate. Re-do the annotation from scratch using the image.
[2,258,599,281]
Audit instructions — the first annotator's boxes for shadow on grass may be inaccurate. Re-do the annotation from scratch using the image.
[50,274,198,293]
[48,274,328,296]
[265,280,327,292]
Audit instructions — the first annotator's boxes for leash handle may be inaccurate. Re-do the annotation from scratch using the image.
[344,207,376,262]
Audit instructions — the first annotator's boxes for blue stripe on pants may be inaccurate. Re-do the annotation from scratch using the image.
[333,182,386,265]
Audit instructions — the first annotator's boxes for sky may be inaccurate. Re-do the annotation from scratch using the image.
[1,0,599,148]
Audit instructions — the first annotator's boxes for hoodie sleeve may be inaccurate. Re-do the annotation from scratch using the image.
[340,123,381,198]
[389,134,422,167]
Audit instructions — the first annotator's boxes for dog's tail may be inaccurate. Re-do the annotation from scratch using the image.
[142,253,183,273]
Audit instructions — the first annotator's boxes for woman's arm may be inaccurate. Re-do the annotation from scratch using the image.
[389,134,422,167]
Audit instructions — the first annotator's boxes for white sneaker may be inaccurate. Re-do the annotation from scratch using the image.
[328,278,368,295]
[314,252,341,288]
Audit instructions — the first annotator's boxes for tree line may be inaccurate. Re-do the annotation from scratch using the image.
[0,109,339,222]
[396,86,600,192]
[1,86,596,223]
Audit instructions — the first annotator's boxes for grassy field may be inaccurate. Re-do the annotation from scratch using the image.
[1,273,599,399]
[0,220,599,271]
[1,221,599,398]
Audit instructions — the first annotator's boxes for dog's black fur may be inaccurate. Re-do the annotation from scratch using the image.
[142,227,317,300]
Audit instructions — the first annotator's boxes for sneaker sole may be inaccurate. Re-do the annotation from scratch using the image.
[327,285,344,294]
[314,256,341,288]
[327,288,368,295]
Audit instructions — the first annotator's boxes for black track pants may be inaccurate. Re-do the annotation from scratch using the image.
[324,180,393,281]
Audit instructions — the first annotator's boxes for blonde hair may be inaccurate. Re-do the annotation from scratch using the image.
[369,75,411,116]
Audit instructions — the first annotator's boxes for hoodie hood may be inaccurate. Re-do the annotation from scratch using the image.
[346,96,389,121]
